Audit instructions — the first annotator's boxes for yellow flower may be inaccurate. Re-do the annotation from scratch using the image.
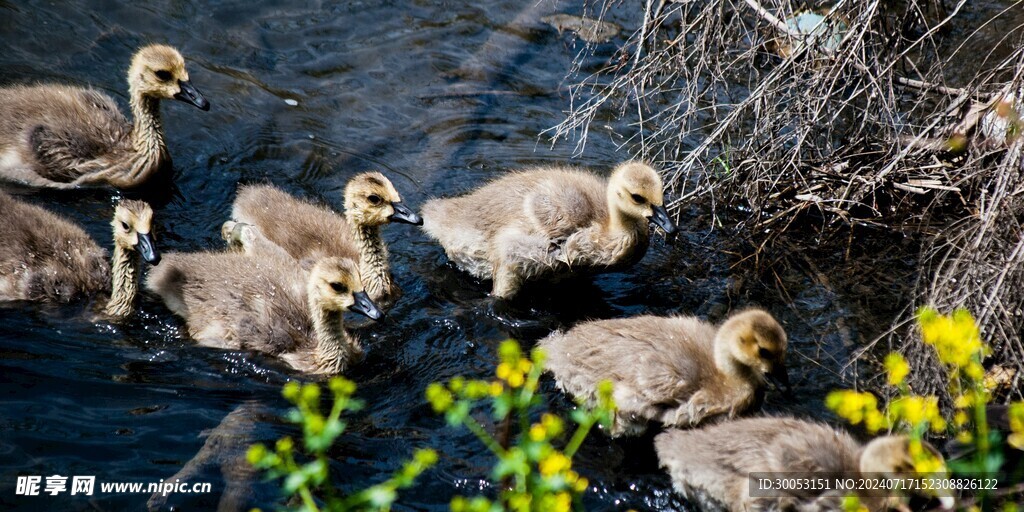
[909,440,946,474]
[507,371,525,388]
[488,381,504,397]
[916,307,987,371]
[529,423,547,442]
[884,353,910,386]
[826,390,885,431]
[517,359,533,373]
[541,413,564,437]
[539,452,571,476]
[1009,402,1024,450]
[496,362,512,380]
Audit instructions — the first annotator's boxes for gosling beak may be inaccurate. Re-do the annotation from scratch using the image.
[767,362,792,396]
[136,232,161,266]
[174,80,210,111]
[649,205,678,239]
[388,201,423,225]
[350,291,384,321]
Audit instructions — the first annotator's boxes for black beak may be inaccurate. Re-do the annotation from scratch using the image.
[174,80,210,111]
[767,362,792,396]
[649,205,678,239]
[137,232,161,265]
[350,291,384,321]
[388,201,423,226]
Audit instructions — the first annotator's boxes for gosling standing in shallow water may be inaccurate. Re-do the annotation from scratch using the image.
[421,161,677,298]
[0,191,160,317]
[145,248,383,374]
[655,417,955,511]
[226,172,422,306]
[539,309,788,436]
[0,44,210,189]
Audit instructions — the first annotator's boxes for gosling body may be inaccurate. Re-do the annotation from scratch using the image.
[421,161,677,297]
[0,45,209,189]
[229,172,421,306]
[0,191,159,316]
[145,252,382,375]
[539,309,787,436]
[655,417,952,511]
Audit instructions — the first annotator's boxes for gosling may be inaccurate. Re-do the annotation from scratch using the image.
[655,417,955,511]
[227,172,422,305]
[145,252,383,375]
[538,309,788,436]
[0,191,160,317]
[0,44,209,189]
[421,161,677,298]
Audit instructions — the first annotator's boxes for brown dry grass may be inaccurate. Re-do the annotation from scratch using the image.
[550,0,1024,405]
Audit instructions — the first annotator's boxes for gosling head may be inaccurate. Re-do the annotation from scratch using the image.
[112,199,160,265]
[860,436,954,509]
[343,171,422,227]
[715,309,788,390]
[607,161,677,237]
[308,257,384,321]
[127,44,210,111]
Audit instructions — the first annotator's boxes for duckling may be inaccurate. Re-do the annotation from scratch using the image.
[0,44,209,189]
[145,252,383,375]
[538,308,788,436]
[655,417,955,511]
[0,191,159,317]
[421,161,678,298]
[227,172,422,305]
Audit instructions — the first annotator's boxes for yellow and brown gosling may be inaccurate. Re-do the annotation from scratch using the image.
[0,44,209,189]
[227,172,421,307]
[421,161,677,298]
[0,191,159,317]
[145,250,382,375]
[655,416,955,510]
[539,308,787,436]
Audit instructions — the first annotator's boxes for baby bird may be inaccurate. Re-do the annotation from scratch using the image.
[538,309,788,436]
[655,417,955,511]
[145,250,383,375]
[421,161,677,298]
[0,44,209,189]
[227,172,422,306]
[0,191,160,317]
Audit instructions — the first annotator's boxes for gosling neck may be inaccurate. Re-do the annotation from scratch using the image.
[104,242,140,317]
[128,89,169,172]
[605,193,647,238]
[347,216,392,301]
[307,295,361,374]
[713,337,763,389]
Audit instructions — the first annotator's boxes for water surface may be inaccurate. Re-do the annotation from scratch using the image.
[0,0,926,510]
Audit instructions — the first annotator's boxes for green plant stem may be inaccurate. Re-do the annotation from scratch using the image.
[298,486,320,512]
[462,415,507,456]
[564,418,595,458]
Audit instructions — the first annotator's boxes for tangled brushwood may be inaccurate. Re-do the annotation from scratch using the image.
[549,0,1024,406]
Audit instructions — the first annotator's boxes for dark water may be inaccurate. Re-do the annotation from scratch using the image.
[0,1,922,510]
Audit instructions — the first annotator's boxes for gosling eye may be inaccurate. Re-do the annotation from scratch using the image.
[758,347,773,360]
[366,194,382,206]
[630,193,646,204]
[329,282,347,294]
[120,221,131,231]
[155,69,173,81]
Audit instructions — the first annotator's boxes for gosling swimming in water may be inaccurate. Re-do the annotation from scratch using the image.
[655,416,955,510]
[0,45,209,189]
[539,308,788,436]
[145,248,382,374]
[227,172,421,307]
[0,191,159,317]
[421,161,677,298]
